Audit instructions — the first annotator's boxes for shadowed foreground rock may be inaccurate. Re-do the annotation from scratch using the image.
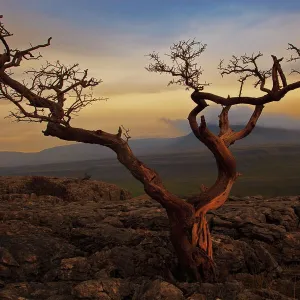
[0,176,299,299]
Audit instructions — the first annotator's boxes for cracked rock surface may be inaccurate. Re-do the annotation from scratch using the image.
[0,176,299,299]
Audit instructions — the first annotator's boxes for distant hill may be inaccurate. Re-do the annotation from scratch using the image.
[0,125,299,168]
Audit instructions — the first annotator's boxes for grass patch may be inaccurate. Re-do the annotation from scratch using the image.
[1,145,300,198]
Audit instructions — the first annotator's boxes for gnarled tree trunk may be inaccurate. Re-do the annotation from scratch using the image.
[168,175,236,282]
[42,108,241,283]
[169,212,215,282]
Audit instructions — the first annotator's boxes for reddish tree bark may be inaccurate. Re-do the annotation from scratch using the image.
[0,17,300,282]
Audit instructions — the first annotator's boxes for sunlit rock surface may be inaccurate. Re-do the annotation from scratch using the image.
[0,176,299,299]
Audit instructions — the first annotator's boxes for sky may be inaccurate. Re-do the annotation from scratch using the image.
[0,0,300,152]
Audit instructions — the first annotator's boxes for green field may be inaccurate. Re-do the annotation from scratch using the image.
[1,144,299,198]
[106,148,300,197]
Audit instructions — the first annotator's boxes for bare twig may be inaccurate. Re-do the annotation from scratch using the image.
[287,43,300,75]
[146,39,210,90]
[218,52,272,94]
[120,125,131,141]
[0,27,104,126]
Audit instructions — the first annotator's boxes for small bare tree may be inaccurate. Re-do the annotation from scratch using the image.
[0,16,300,282]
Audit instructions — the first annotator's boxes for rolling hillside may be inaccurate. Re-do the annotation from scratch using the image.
[0,144,300,198]
[0,125,299,168]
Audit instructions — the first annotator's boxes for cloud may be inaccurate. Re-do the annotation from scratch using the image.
[3,2,299,98]
[159,118,190,135]
[160,106,300,134]
[0,2,299,151]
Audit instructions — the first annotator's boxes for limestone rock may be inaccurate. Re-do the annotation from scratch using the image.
[133,279,184,300]
[0,177,299,299]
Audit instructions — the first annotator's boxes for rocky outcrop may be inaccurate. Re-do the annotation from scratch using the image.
[0,176,132,203]
[0,177,299,299]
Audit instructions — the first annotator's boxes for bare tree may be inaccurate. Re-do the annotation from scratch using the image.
[146,39,300,280]
[0,16,300,282]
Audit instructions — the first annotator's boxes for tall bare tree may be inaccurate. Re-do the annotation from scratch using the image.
[0,16,300,282]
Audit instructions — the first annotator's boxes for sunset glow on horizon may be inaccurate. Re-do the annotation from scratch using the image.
[0,0,300,152]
